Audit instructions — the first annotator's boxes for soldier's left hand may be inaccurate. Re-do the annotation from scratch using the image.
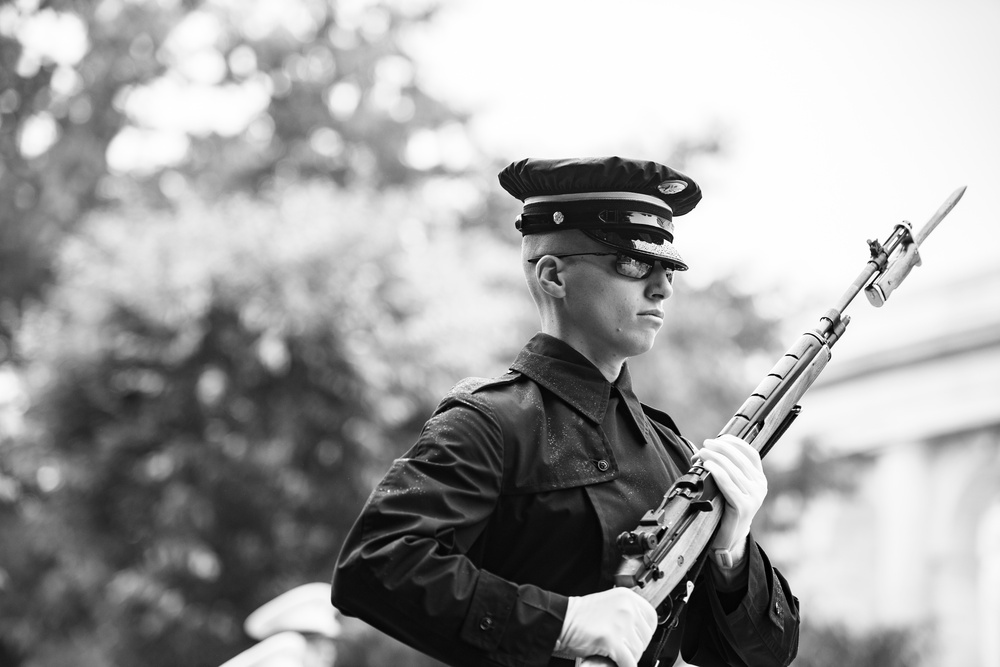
[697,434,767,557]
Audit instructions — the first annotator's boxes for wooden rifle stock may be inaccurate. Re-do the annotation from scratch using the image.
[580,187,966,667]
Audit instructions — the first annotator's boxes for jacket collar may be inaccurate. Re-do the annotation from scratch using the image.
[510,333,642,426]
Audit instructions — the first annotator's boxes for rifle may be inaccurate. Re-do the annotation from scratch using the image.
[582,186,967,667]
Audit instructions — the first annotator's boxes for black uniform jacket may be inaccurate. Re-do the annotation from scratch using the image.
[332,334,799,667]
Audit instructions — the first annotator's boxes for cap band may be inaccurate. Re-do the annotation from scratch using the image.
[517,204,676,239]
[525,191,674,216]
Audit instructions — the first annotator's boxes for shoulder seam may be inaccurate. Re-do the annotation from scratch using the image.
[448,370,521,397]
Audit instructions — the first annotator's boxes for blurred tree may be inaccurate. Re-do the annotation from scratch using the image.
[0,0,474,664]
[0,0,465,361]
[2,184,526,666]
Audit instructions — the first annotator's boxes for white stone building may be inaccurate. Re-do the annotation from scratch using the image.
[769,267,1000,666]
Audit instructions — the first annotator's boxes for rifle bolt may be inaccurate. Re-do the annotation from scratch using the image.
[616,530,657,555]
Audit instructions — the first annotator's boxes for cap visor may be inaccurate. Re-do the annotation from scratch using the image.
[584,229,689,271]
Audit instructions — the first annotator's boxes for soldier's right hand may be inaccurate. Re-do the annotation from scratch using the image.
[553,587,657,667]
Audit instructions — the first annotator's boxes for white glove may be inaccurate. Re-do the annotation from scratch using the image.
[553,588,657,667]
[697,434,767,563]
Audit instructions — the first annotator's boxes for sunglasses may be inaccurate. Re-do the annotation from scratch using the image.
[527,252,674,281]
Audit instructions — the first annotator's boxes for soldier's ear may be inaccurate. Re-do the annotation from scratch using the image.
[535,256,567,299]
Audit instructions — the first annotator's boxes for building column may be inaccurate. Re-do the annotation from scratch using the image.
[978,497,1000,667]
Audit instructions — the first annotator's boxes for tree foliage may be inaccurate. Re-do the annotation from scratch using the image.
[3,184,526,666]
[0,0,475,664]
[0,0,460,359]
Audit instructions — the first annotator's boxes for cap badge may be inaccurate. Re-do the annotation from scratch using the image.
[657,180,687,195]
[553,211,565,224]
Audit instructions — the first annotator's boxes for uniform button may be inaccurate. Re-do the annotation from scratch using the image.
[774,601,782,616]
[479,615,494,631]
[597,460,610,472]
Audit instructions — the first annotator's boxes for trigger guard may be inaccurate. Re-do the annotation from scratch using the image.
[655,596,674,626]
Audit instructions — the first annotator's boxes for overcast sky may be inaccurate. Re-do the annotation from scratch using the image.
[407,0,1000,324]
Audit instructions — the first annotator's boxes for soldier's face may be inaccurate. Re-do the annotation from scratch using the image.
[561,253,674,360]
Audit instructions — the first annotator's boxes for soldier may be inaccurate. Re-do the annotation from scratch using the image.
[332,157,800,667]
